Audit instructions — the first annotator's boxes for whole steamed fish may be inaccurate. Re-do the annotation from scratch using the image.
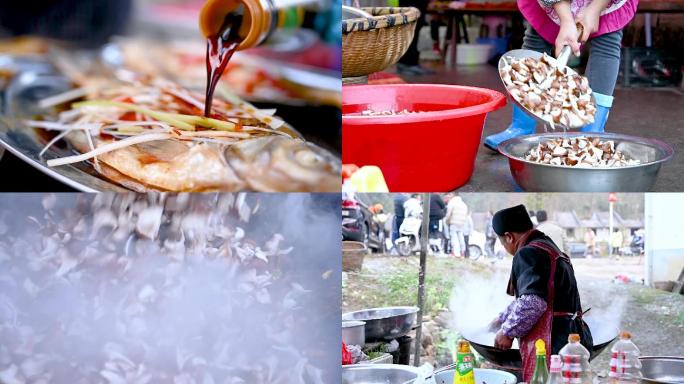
[24,75,340,192]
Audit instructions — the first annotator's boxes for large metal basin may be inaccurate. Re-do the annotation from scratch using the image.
[639,356,684,384]
[498,132,673,192]
[462,317,618,369]
[342,364,420,384]
[342,306,419,341]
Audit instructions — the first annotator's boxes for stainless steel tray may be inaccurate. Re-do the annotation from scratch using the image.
[0,54,317,192]
[0,58,128,191]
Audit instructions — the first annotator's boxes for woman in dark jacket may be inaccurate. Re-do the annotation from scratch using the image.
[489,205,592,382]
[428,193,446,235]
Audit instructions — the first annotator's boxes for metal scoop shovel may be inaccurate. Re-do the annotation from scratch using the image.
[497,23,592,131]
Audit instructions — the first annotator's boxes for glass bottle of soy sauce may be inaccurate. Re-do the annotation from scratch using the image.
[199,0,327,116]
[199,0,327,50]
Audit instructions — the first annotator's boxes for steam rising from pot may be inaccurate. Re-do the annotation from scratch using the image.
[449,271,514,346]
[0,193,340,384]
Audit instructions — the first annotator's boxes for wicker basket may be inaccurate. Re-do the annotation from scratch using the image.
[342,7,420,78]
[342,241,367,272]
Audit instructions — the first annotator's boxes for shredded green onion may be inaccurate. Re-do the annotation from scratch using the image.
[115,125,146,134]
[72,100,242,132]
[72,100,195,131]
[160,113,237,131]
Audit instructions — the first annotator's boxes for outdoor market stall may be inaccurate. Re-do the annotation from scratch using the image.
[341,193,684,383]
[341,0,683,192]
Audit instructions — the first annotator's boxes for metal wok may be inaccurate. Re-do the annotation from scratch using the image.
[462,317,618,369]
[342,306,419,341]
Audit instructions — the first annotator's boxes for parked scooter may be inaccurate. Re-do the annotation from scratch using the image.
[395,215,422,256]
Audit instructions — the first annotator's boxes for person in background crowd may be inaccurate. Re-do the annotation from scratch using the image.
[404,194,423,218]
[0,0,132,47]
[485,210,497,257]
[441,193,453,254]
[428,0,464,56]
[446,194,468,257]
[429,193,446,235]
[392,194,408,243]
[462,212,474,258]
[610,228,623,259]
[430,15,446,56]
[584,228,596,258]
[397,0,435,75]
[536,210,567,253]
[371,203,389,247]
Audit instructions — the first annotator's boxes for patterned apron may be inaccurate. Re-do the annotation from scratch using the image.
[518,240,565,382]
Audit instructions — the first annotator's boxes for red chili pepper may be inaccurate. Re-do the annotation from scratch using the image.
[119,111,137,121]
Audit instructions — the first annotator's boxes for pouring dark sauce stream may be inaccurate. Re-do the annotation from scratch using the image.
[205,12,244,117]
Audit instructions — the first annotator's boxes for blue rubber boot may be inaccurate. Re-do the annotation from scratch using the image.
[580,92,613,133]
[484,105,536,151]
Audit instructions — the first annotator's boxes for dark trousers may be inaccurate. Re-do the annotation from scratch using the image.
[429,17,454,44]
[392,216,404,242]
[398,0,428,66]
[428,219,440,235]
[486,237,496,256]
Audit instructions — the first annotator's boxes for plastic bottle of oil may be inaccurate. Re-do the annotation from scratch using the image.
[609,331,642,383]
[558,334,592,384]
[453,340,476,384]
[199,0,328,50]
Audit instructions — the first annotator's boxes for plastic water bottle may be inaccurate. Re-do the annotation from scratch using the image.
[558,334,592,384]
[547,355,563,384]
[609,331,642,383]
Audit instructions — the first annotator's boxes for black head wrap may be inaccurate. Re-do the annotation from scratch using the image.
[493,204,533,236]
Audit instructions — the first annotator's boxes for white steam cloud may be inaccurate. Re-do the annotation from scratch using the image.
[0,193,340,384]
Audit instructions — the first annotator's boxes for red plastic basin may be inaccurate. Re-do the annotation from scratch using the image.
[342,84,506,191]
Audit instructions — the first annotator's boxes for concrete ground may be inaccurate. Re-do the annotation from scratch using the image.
[391,62,684,191]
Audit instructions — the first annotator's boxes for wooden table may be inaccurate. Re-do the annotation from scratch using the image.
[427,2,519,69]
[639,0,684,13]
[428,0,684,69]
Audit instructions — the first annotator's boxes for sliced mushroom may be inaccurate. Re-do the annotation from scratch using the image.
[523,137,640,167]
[501,54,596,128]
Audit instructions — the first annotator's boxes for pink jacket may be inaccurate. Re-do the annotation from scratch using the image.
[518,0,639,44]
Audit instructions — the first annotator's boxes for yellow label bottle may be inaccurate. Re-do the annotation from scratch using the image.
[454,340,476,384]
